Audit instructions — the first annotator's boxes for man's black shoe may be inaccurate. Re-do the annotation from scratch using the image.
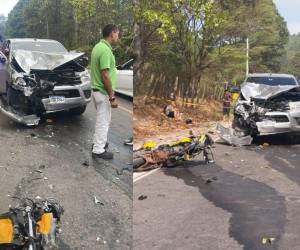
[92,151,114,160]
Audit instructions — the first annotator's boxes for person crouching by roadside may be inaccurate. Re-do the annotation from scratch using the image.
[222,89,232,121]
[90,24,119,160]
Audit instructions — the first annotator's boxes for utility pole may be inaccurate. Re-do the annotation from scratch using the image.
[246,37,249,76]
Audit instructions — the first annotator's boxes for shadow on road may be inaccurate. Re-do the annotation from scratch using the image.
[162,161,286,250]
[250,134,300,185]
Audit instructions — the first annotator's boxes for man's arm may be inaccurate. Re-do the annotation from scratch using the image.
[100,69,114,98]
[100,69,118,108]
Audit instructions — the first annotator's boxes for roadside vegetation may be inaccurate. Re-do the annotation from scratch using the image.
[133,0,289,101]
[2,0,133,65]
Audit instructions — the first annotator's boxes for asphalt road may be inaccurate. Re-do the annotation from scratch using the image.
[0,95,132,250]
[133,135,300,250]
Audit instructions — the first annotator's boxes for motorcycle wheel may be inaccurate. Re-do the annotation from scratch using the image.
[133,157,146,169]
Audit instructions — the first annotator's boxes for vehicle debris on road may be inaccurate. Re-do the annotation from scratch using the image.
[94,196,104,206]
[138,195,148,200]
[262,236,276,245]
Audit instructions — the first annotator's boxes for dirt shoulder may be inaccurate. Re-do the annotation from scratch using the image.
[134,96,229,149]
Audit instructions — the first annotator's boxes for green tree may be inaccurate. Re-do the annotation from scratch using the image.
[5,0,31,38]
[0,15,6,42]
[5,0,133,65]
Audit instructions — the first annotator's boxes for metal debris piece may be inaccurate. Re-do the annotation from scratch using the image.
[217,123,253,146]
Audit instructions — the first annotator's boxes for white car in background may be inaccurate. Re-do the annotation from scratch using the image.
[116,59,133,97]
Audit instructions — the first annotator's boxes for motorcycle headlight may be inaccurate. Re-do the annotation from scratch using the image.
[16,77,27,87]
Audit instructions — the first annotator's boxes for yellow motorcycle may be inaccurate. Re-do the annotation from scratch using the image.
[133,133,215,172]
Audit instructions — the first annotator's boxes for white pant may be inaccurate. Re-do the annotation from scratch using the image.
[92,91,111,154]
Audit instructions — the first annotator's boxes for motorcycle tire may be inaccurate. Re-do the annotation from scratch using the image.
[133,157,146,169]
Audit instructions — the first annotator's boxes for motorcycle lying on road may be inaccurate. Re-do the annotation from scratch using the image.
[133,133,215,172]
[0,198,63,250]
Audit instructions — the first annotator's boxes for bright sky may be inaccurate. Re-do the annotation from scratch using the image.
[273,0,300,35]
[0,0,19,16]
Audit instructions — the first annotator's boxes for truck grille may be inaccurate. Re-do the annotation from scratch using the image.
[268,115,289,123]
[34,69,82,86]
[52,89,80,98]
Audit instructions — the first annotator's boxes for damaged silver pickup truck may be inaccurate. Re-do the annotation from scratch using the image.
[218,73,300,145]
[233,73,300,136]
[0,39,91,126]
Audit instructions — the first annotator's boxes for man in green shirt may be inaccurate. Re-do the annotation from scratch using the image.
[91,24,119,159]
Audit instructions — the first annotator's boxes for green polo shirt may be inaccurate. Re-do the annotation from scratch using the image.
[90,39,116,95]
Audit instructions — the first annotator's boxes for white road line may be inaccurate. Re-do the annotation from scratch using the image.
[133,168,161,183]
[118,105,133,115]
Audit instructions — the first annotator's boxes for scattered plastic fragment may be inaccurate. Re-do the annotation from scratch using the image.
[138,195,148,200]
[262,237,276,245]
[94,196,104,206]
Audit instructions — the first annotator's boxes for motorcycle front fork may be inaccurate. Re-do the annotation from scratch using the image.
[26,208,35,250]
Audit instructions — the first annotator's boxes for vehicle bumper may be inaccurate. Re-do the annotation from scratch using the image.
[256,110,300,135]
[42,83,91,113]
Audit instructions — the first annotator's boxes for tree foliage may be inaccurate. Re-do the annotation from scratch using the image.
[5,0,133,64]
[134,0,289,101]
[0,15,6,42]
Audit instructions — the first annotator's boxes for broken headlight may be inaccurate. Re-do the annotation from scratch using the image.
[77,70,90,85]
[15,77,27,87]
[289,101,300,110]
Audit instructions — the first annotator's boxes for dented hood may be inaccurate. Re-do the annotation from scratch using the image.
[12,49,84,74]
[241,82,299,101]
